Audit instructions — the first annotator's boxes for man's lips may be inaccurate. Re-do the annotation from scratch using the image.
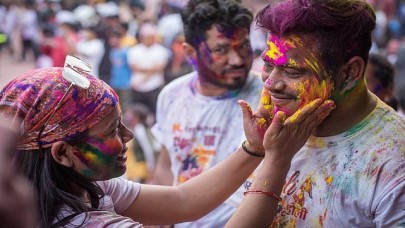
[271,95,295,106]
[224,69,247,77]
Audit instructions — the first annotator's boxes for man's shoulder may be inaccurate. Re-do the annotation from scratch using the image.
[375,101,405,131]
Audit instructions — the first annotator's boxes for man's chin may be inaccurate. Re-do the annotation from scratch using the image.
[273,106,296,117]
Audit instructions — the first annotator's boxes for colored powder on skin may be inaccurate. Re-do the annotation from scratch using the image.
[200,42,214,64]
[86,136,121,156]
[74,150,102,167]
[74,143,112,166]
[260,89,271,105]
[257,117,267,127]
[289,58,299,68]
[260,89,274,117]
[343,112,371,136]
[297,78,332,107]
[82,169,96,177]
[264,36,294,65]
[333,77,364,102]
[288,99,319,122]
[245,102,252,113]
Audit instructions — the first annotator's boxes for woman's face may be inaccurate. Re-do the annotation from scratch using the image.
[71,107,134,180]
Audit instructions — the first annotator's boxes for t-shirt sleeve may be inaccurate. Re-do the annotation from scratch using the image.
[71,211,144,228]
[373,180,405,226]
[98,177,141,214]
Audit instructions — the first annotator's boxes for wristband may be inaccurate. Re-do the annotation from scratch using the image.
[241,140,264,157]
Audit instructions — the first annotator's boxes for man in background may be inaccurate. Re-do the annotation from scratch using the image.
[151,0,262,227]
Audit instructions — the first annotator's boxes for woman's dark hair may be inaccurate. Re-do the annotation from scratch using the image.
[15,131,104,228]
[181,0,253,49]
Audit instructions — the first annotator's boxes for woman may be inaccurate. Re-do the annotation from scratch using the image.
[0,56,334,227]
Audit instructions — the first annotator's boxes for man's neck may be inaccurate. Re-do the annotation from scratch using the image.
[313,86,377,137]
[195,77,230,97]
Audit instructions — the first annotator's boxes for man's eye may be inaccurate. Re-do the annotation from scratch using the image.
[285,69,301,78]
[263,63,274,73]
[213,47,227,55]
[241,42,251,49]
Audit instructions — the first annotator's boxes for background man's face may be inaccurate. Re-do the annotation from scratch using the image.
[195,25,253,90]
[260,34,334,116]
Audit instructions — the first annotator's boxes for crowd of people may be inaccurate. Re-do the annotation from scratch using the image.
[0,0,404,227]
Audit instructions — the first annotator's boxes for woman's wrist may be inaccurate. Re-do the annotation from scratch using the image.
[262,152,292,173]
[241,140,265,157]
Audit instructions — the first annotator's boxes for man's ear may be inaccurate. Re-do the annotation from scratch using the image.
[339,56,366,92]
[50,141,74,167]
[183,42,197,64]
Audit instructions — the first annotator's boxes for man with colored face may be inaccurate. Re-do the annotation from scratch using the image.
[251,0,405,226]
[151,0,263,227]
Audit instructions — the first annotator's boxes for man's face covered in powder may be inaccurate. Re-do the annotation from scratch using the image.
[260,34,334,117]
[194,25,253,90]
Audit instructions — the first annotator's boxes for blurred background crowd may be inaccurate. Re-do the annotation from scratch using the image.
[0,0,404,182]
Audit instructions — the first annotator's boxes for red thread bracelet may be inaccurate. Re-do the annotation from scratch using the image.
[243,190,282,202]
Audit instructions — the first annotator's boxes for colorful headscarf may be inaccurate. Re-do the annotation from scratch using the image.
[0,67,119,150]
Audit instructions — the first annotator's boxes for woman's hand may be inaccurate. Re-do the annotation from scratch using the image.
[263,99,335,164]
[238,89,274,154]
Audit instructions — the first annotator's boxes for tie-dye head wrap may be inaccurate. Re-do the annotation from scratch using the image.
[0,67,119,150]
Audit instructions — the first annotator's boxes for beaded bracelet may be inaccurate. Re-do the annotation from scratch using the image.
[243,190,282,202]
[241,140,264,158]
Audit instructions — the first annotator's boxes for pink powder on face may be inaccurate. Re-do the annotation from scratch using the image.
[263,35,294,66]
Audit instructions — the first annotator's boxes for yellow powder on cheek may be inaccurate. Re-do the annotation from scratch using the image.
[304,59,320,75]
[297,78,332,107]
[317,80,333,100]
[83,152,104,166]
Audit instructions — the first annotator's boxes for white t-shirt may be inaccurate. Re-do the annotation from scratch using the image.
[259,99,405,227]
[127,43,170,92]
[56,177,142,227]
[151,71,263,227]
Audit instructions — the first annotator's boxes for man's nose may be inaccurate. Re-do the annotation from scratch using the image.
[263,68,286,92]
[228,49,243,66]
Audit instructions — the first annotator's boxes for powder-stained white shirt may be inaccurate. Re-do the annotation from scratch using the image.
[152,71,263,227]
[265,99,405,227]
